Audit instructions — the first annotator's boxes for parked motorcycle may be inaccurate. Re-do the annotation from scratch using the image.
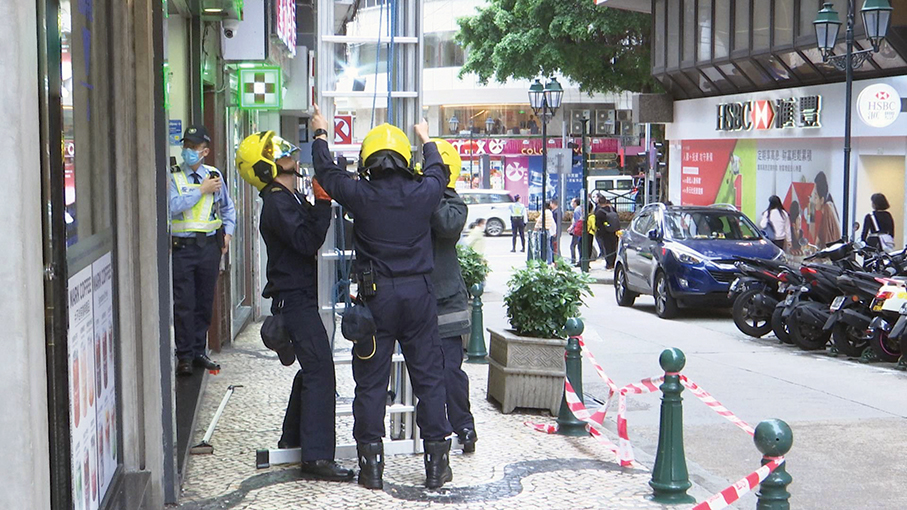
[730,257,798,339]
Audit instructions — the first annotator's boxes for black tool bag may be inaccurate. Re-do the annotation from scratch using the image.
[260,314,296,366]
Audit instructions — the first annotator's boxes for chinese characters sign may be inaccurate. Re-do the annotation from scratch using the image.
[716,96,822,132]
[275,0,297,57]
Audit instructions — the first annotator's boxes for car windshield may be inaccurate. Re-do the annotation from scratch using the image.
[663,211,761,240]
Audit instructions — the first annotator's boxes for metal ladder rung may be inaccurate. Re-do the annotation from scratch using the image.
[320,250,355,261]
[321,91,419,98]
[332,352,405,365]
[256,437,464,467]
[336,403,414,417]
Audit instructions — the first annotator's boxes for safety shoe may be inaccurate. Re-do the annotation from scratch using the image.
[457,428,477,453]
[300,460,354,482]
[357,441,384,490]
[423,439,453,489]
[193,354,221,370]
[176,359,193,377]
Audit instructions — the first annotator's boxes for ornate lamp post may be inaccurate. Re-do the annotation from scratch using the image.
[485,116,494,134]
[814,1,893,238]
[448,115,459,135]
[528,78,563,261]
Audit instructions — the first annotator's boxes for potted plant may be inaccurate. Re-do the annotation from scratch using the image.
[486,259,593,414]
[456,244,491,295]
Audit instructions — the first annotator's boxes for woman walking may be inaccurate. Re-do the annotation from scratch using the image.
[861,193,895,251]
[760,195,791,250]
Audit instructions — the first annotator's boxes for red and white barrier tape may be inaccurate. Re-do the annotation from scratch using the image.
[691,457,785,510]
[680,376,755,436]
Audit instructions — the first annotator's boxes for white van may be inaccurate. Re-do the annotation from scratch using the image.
[586,175,640,212]
[458,189,515,236]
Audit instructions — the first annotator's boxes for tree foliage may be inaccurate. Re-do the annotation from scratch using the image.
[456,0,657,94]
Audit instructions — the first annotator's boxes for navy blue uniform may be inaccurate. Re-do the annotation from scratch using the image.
[259,181,334,461]
[313,138,452,443]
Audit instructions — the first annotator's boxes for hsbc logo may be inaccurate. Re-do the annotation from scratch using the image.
[716,96,822,132]
[858,84,901,128]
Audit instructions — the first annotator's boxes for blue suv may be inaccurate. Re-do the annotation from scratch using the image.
[614,204,784,318]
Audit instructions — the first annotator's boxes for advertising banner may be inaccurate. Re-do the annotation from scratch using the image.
[680,139,843,251]
[447,136,618,158]
[68,252,117,510]
[503,156,530,205]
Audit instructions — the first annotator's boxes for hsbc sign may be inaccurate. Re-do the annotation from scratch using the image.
[857,84,901,128]
[716,96,822,132]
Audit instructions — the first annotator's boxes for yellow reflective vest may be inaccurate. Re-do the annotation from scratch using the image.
[171,167,223,234]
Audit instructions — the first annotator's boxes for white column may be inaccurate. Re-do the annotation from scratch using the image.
[0,2,52,509]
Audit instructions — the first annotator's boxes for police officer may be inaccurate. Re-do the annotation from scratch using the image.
[429,139,477,453]
[311,106,453,490]
[510,195,527,252]
[170,125,235,376]
[235,131,353,481]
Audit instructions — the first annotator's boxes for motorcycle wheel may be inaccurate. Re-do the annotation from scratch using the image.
[772,307,793,344]
[831,322,871,358]
[787,302,831,351]
[869,328,901,362]
[732,289,773,338]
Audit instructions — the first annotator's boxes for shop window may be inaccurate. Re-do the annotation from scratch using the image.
[752,0,770,50]
[715,0,731,58]
[718,62,752,88]
[424,33,439,69]
[779,50,821,80]
[683,0,696,62]
[655,0,666,67]
[774,0,794,46]
[737,59,772,86]
[733,0,750,52]
[701,66,736,93]
[423,32,465,69]
[755,54,794,82]
[667,0,681,67]
[799,0,822,38]
[698,0,712,61]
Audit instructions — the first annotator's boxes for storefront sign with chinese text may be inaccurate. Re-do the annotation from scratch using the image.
[716,96,822,132]
[857,83,901,128]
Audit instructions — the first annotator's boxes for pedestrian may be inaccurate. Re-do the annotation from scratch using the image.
[509,195,527,252]
[169,125,235,377]
[535,203,557,263]
[586,200,598,261]
[235,131,353,482]
[310,107,454,490]
[861,193,896,251]
[465,218,487,254]
[549,198,563,256]
[810,171,841,248]
[569,198,582,265]
[759,195,792,251]
[595,197,620,269]
[428,139,477,454]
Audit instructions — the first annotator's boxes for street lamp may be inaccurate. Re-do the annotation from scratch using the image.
[528,77,563,261]
[448,115,459,134]
[814,1,892,238]
[485,116,495,134]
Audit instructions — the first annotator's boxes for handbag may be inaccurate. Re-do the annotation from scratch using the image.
[260,314,296,366]
[341,296,377,360]
[869,212,896,252]
[762,211,776,241]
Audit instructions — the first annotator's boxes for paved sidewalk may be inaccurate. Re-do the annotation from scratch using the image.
[177,321,706,509]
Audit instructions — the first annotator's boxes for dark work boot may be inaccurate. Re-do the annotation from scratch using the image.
[357,441,384,490]
[423,439,453,489]
[457,428,477,454]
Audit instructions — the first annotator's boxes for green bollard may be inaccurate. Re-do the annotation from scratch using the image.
[754,419,794,510]
[465,283,488,363]
[649,348,695,504]
[557,318,587,436]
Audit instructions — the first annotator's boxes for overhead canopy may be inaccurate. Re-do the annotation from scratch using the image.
[594,0,651,14]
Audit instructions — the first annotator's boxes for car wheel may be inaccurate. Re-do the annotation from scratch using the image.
[485,218,505,237]
[653,271,678,319]
[614,265,637,307]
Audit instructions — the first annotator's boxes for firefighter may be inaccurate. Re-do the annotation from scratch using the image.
[429,139,476,453]
[310,106,453,490]
[236,131,353,482]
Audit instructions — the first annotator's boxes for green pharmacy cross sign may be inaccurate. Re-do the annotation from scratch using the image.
[238,67,282,110]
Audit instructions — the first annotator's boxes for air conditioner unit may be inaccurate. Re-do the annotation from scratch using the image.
[595,109,615,135]
[569,109,591,136]
[617,110,632,122]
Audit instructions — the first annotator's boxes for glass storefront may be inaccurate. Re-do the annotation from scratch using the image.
[439,105,542,137]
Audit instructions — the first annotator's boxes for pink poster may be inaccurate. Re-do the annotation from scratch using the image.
[504,156,530,205]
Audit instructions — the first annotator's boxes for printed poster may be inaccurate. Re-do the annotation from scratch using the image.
[680,139,843,251]
[68,252,118,510]
[504,156,529,205]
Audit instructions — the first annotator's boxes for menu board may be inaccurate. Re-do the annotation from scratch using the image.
[68,253,117,510]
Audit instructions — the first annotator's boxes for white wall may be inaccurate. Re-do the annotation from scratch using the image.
[167,16,189,161]
[0,2,51,508]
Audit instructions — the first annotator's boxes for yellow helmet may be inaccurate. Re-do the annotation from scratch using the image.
[431,139,461,188]
[236,131,300,191]
[360,123,412,167]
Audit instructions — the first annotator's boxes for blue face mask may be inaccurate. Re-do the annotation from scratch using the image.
[182,148,203,166]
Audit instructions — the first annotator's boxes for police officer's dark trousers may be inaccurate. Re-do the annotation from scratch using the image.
[440,335,474,432]
[172,236,221,361]
[511,218,525,251]
[352,275,451,443]
[273,289,336,461]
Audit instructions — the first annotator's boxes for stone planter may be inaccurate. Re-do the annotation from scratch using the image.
[485,328,565,415]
